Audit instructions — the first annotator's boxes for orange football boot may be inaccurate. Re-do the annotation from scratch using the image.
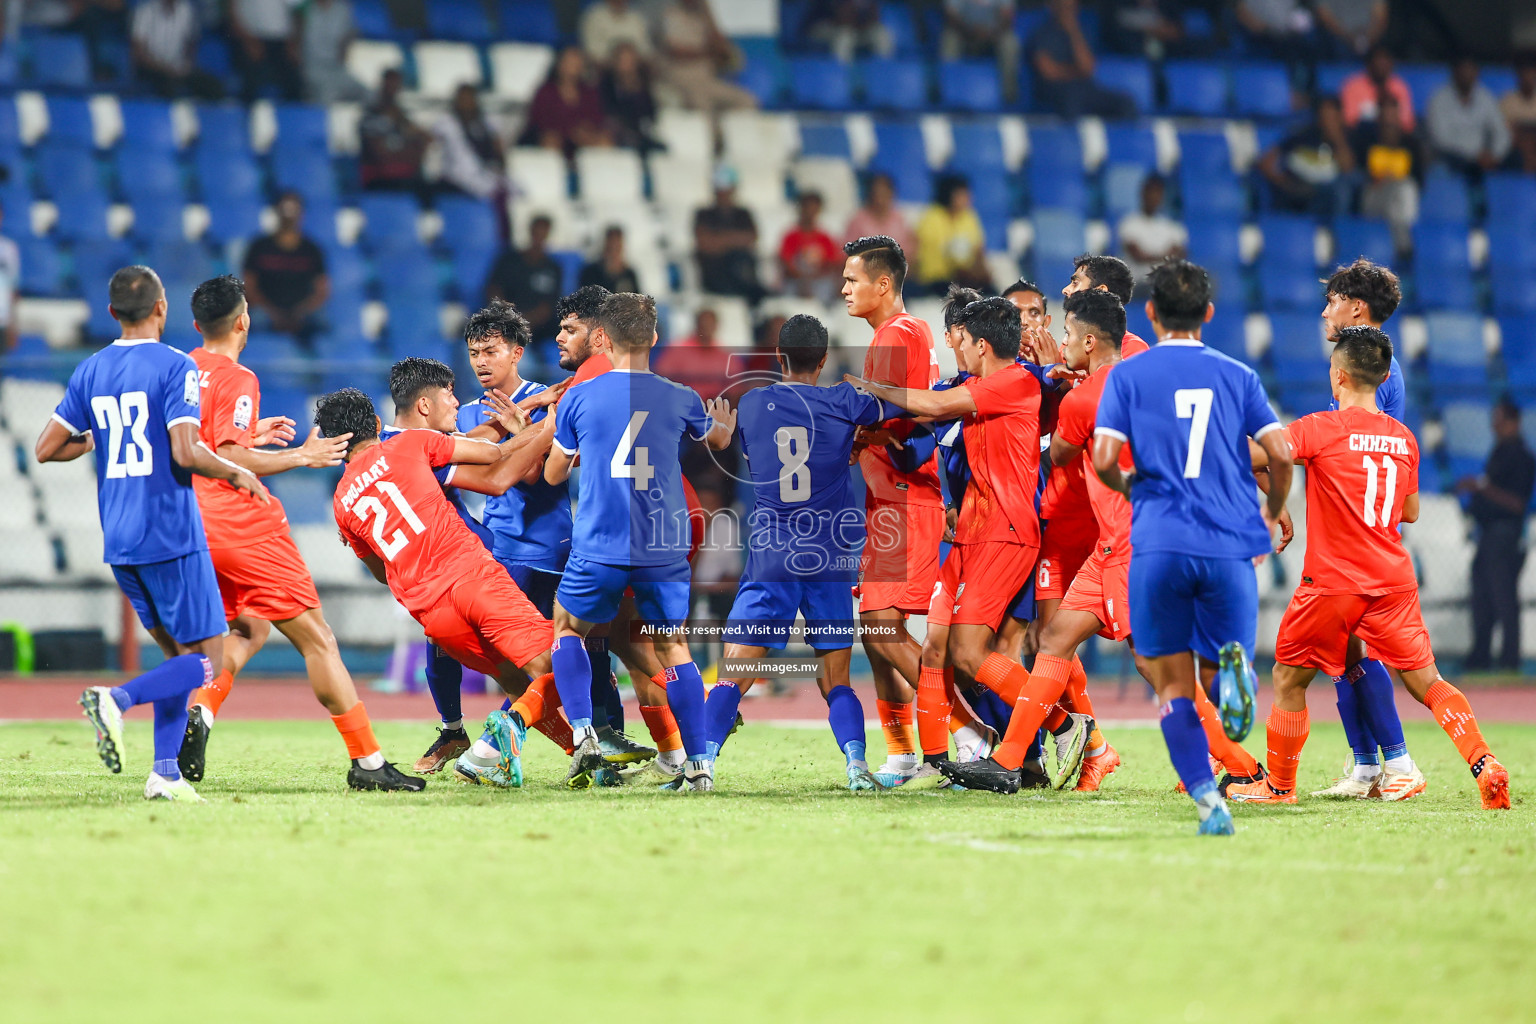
[1474,756,1511,810]
[1074,744,1120,792]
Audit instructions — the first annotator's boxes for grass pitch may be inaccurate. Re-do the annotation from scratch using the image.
[0,717,1530,1024]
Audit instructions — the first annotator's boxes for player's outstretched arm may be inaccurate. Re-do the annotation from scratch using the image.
[168,422,269,503]
[844,374,976,420]
[34,419,94,463]
[449,435,503,466]
[452,417,557,496]
[703,396,736,451]
[217,426,350,477]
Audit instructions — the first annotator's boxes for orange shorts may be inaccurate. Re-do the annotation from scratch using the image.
[857,502,944,614]
[1274,588,1434,678]
[1034,517,1098,602]
[927,540,1038,631]
[1059,550,1131,641]
[208,531,320,623]
[418,561,554,677]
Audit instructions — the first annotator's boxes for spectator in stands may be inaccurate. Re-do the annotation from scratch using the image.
[802,0,894,63]
[130,0,224,99]
[942,0,1021,105]
[485,215,562,344]
[656,0,757,118]
[580,0,652,68]
[1028,0,1136,119]
[1313,0,1388,58]
[579,225,640,294]
[434,83,505,201]
[1235,0,1314,66]
[0,199,18,351]
[525,46,614,157]
[22,0,126,79]
[600,42,659,152]
[1501,53,1536,174]
[230,0,300,102]
[1353,92,1421,248]
[845,172,915,261]
[1426,58,1512,180]
[242,191,329,346]
[694,165,766,304]
[1105,0,1190,61]
[779,191,842,303]
[1460,395,1536,672]
[655,308,733,401]
[914,174,990,296]
[301,0,367,104]
[1116,174,1186,285]
[359,68,432,192]
[1258,95,1357,219]
[1341,45,1415,131]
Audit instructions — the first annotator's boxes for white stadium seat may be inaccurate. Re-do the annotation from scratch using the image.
[654,109,712,164]
[575,147,644,205]
[0,485,37,528]
[508,146,569,208]
[1,378,66,434]
[647,152,711,217]
[292,525,369,586]
[488,43,554,104]
[789,157,859,227]
[346,39,405,93]
[0,528,57,582]
[36,475,100,529]
[413,41,483,101]
[59,528,115,584]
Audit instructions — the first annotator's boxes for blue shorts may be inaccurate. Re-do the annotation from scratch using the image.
[724,578,857,650]
[113,551,226,646]
[556,554,692,629]
[1128,550,1257,662]
[499,558,562,619]
[1007,573,1037,623]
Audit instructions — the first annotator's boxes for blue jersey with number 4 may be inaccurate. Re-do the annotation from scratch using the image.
[1095,339,1281,561]
[52,338,210,564]
[738,381,895,581]
[554,369,712,567]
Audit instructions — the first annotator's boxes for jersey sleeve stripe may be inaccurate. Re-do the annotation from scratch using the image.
[51,411,81,434]
[553,439,577,455]
[441,464,458,486]
[1093,426,1128,442]
[168,415,202,429]
[1253,421,1282,439]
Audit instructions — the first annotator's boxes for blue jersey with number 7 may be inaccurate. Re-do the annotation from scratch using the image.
[1094,339,1281,561]
[553,368,713,567]
[52,337,211,565]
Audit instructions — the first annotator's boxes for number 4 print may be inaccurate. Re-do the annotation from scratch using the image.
[611,411,655,491]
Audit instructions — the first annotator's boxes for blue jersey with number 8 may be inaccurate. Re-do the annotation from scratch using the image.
[1094,339,1281,561]
[52,338,211,564]
[554,368,713,567]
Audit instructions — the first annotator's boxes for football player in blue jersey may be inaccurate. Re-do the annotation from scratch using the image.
[1313,258,1424,800]
[1091,259,1294,835]
[703,314,904,790]
[34,266,268,802]
[545,292,736,792]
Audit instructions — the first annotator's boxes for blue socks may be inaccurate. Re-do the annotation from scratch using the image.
[551,635,593,730]
[664,662,708,760]
[705,682,743,754]
[1334,670,1381,766]
[424,644,463,727]
[1160,697,1216,801]
[1351,658,1407,761]
[109,652,210,712]
[152,697,186,780]
[825,684,866,757]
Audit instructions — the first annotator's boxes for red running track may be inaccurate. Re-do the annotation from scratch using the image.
[4,676,1536,723]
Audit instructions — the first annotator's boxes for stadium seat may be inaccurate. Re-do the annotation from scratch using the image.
[879,2,921,55]
[1103,123,1158,171]
[799,120,852,160]
[28,33,90,91]
[1268,311,1329,385]
[385,299,448,353]
[0,528,57,581]
[1257,214,1316,272]
[969,175,1013,245]
[1423,310,1488,393]
[872,120,930,200]
[358,193,421,249]
[1259,262,1322,311]
[435,195,500,256]
[1103,163,1147,222]
[1492,260,1536,317]
[346,39,406,93]
[272,146,337,205]
[575,147,645,204]
[1231,63,1294,118]
[1276,385,1334,417]
[1331,217,1396,268]
[146,238,216,298]
[735,43,785,108]
[938,61,1001,113]
[1026,126,1086,211]
[451,246,498,302]
[487,42,554,104]
[45,96,96,149]
[858,58,927,111]
[508,147,570,207]
[413,41,484,100]
[195,104,253,154]
[1412,221,1475,309]
[1442,400,1494,467]
[1500,315,1536,388]
[1315,63,1354,98]
[1202,314,1247,362]
[1487,174,1536,228]
[1398,64,1448,117]
[1093,56,1153,115]
[17,236,65,297]
[1185,219,1243,268]
[116,100,179,155]
[1177,131,1243,219]
[1419,169,1471,226]
[789,57,853,110]
[499,1,563,45]
[950,120,1006,173]
[1032,207,1086,267]
[130,195,188,243]
[426,0,493,42]
[115,149,183,204]
[373,246,441,299]
[274,104,330,153]
[196,146,261,204]
[1163,61,1229,116]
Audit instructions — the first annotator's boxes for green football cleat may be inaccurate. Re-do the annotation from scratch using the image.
[1215,641,1258,742]
[485,710,526,788]
[453,753,516,788]
[79,686,124,774]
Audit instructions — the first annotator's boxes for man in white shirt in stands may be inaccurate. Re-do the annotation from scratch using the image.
[1116,174,1186,289]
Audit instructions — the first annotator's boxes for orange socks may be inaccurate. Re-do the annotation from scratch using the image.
[1194,683,1262,777]
[1264,706,1310,792]
[947,668,980,734]
[331,701,380,760]
[983,652,1062,771]
[1424,680,1492,768]
[876,698,916,757]
[512,673,574,753]
[191,670,234,718]
[1063,658,1094,717]
[916,666,952,756]
[640,704,683,753]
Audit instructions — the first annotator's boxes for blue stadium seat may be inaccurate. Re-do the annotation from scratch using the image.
[735,41,784,107]
[799,120,852,160]
[789,57,853,110]
[1500,316,1536,387]
[938,60,1002,113]
[1231,63,1294,118]
[1202,315,1248,362]
[0,48,17,90]
[435,195,500,256]
[145,238,216,298]
[1423,312,1489,399]
[1412,221,1474,309]
[301,200,340,249]
[35,143,100,203]
[116,149,184,204]
[1331,217,1396,268]
[1257,214,1315,272]
[1104,163,1147,222]
[1177,130,1243,218]
[1185,219,1243,268]
[499,1,563,45]
[1104,123,1157,170]
[950,121,1005,172]
[196,38,234,85]
[1315,63,1354,98]
[73,239,134,304]
[53,192,111,242]
[1032,207,1086,267]
[1276,385,1334,417]
[1093,56,1153,115]
[1259,262,1320,311]
[880,2,921,55]
[204,195,263,245]
[1163,60,1229,116]
[451,246,498,302]
[859,58,927,111]
[1202,260,1246,307]
[781,0,810,49]
[196,148,262,205]
[46,96,96,148]
[1268,311,1327,381]
[1488,174,1536,228]
[116,101,179,155]
[130,196,189,243]
[271,147,337,204]
[353,0,392,38]
[871,120,930,202]
[359,194,420,250]
[1442,401,1494,464]
[1419,169,1471,226]
[1398,65,1448,117]
[386,299,448,354]
[969,174,1013,231]
[17,236,64,296]
[0,97,19,150]
[195,104,253,155]
[1026,126,1086,211]
[373,247,440,300]
[427,0,493,42]
[274,104,330,153]
[28,33,90,91]
[325,244,370,297]
[1492,259,1536,317]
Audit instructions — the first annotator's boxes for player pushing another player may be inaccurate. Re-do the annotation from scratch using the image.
[1228,327,1511,809]
[35,266,266,801]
